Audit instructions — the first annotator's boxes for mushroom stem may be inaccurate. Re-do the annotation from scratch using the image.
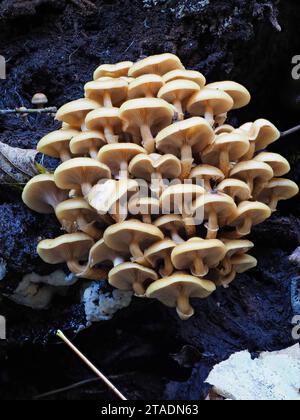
[171,229,185,244]
[67,260,107,280]
[192,256,208,277]
[80,222,103,240]
[177,294,194,320]
[181,143,194,179]
[103,92,113,108]
[129,240,144,260]
[219,150,230,177]
[150,172,163,198]
[104,126,118,144]
[215,113,227,127]
[160,256,174,277]
[242,142,255,161]
[217,269,236,288]
[246,177,254,196]
[268,195,279,212]
[133,281,146,297]
[142,214,152,224]
[60,150,72,162]
[113,257,124,267]
[252,181,267,199]
[184,217,196,237]
[204,105,215,127]
[206,209,219,239]
[112,199,128,223]
[218,257,232,276]
[203,179,212,191]
[118,161,129,180]
[89,147,98,159]
[237,217,252,236]
[173,99,184,121]
[140,124,155,153]
[81,182,93,197]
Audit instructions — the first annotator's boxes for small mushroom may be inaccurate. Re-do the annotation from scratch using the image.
[56,98,99,130]
[156,117,215,179]
[146,272,216,320]
[128,196,160,224]
[187,88,234,127]
[129,53,184,78]
[55,198,103,240]
[216,239,254,277]
[189,164,225,191]
[256,178,299,211]
[193,193,237,239]
[228,201,271,237]
[230,160,274,197]
[119,98,174,153]
[202,131,250,177]
[85,238,128,271]
[104,219,164,262]
[214,253,257,288]
[69,131,106,159]
[253,152,290,177]
[22,174,68,214]
[54,157,111,196]
[84,78,128,107]
[128,74,164,99]
[37,233,106,280]
[32,93,48,108]
[155,215,186,244]
[216,179,251,203]
[37,129,79,162]
[109,262,158,297]
[85,107,123,144]
[158,79,200,120]
[171,238,226,278]
[144,239,176,277]
[162,69,206,88]
[97,143,146,180]
[214,124,235,135]
[93,61,133,80]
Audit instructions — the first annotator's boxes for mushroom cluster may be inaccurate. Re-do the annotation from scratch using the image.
[22,53,298,320]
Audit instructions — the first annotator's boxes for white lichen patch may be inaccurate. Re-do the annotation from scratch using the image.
[205,346,300,400]
[82,282,133,326]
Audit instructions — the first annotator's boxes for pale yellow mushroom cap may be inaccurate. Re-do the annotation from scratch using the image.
[189,164,225,185]
[85,107,122,133]
[97,143,146,176]
[84,78,128,106]
[37,129,79,159]
[193,193,237,227]
[162,69,206,88]
[240,119,280,151]
[228,201,272,229]
[230,254,258,273]
[257,178,299,209]
[221,239,254,257]
[230,160,274,189]
[55,198,96,229]
[158,79,200,107]
[109,262,158,295]
[187,88,234,116]
[128,74,164,99]
[253,152,290,177]
[129,53,184,77]
[56,98,99,128]
[69,131,106,156]
[93,61,133,80]
[129,153,182,181]
[206,81,251,109]
[217,179,251,202]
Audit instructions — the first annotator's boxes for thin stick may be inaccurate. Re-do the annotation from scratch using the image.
[281,124,300,138]
[56,330,127,401]
[34,377,100,400]
[0,107,57,115]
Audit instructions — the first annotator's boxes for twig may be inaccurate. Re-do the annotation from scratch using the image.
[0,107,57,115]
[56,330,127,401]
[69,0,97,11]
[34,377,100,400]
[281,124,300,138]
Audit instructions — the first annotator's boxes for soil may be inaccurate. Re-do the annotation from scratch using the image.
[0,0,300,400]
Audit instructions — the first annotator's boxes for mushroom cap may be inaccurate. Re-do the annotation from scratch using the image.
[156,117,215,156]
[162,69,206,88]
[230,254,257,273]
[129,53,184,77]
[37,233,94,264]
[84,78,128,106]
[194,193,237,226]
[216,179,251,202]
[97,143,146,176]
[258,178,299,203]
[128,196,160,218]
[128,74,164,99]
[190,164,225,185]
[160,184,205,214]
[171,238,226,272]
[119,98,174,137]
[109,262,158,292]
[32,93,48,105]
[22,174,68,214]
[202,131,250,165]
[69,131,106,155]
[93,61,133,80]
[144,238,176,266]
[221,239,254,258]
[228,201,272,227]
[253,152,290,177]
[206,81,251,109]
[37,129,79,158]
[129,153,182,181]
[54,158,111,190]
[85,107,122,133]
[230,160,274,184]
[214,124,235,135]
[55,198,96,228]
[240,119,280,151]
[146,272,216,306]
[155,214,186,234]
[56,98,99,128]
[104,220,164,253]
[87,238,129,268]
[187,88,234,116]
[158,79,200,106]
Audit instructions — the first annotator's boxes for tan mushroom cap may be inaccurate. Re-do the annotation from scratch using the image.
[214,124,235,135]
[222,239,255,258]
[202,131,250,176]
[129,153,182,182]
[97,143,146,178]
[217,179,251,203]
[228,201,271,236]
[230,160,274,196]
[189,165,225,191]
[104,219,164,261]
[144,239,176,277]
[162,69,206,88]
[146,272,216,320]
[128,74,164,99]
[84,78,128,107]
[69,131,106,159]
[85,107,123,144]
[253,152,290,177]
[119,98,174,153]
[129,53,184,77]
[56,98,99,129]
[86,238,128,269]
[206,81,251,109]
[54,157,111,196]
[32,93,48,106]
[37,129,79,161]
[231,254,258,273]
[93,61,133,80]
[171,238,226,278]
[154,215,186,244]
[158,79,200,120]
[257,178,299,211]
[240,119,280,153]
[22,174,68,214]
[128,196,160,224]
[109,262,158,296]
